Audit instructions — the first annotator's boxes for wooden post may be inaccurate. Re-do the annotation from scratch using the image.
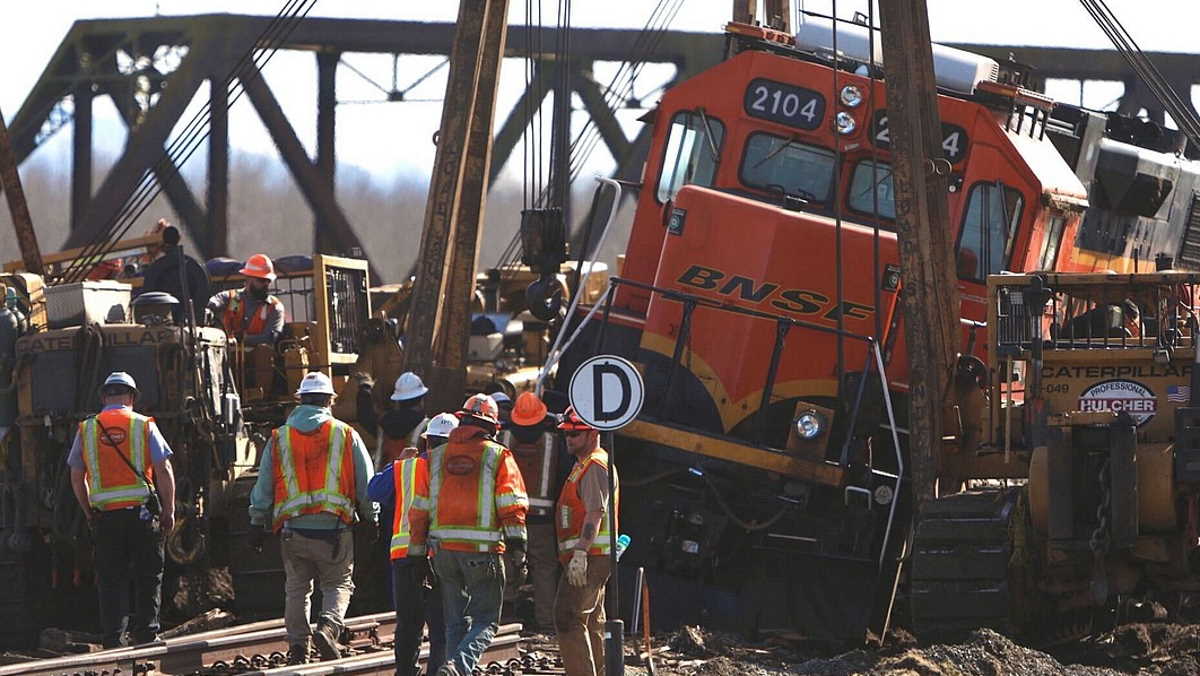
[434,0,510,396]
[404,0,492,381]
[877,0,961,510]
[0,107,43,275]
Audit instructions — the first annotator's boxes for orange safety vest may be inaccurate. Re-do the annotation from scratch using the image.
[410,427,528,554]
[79,408,155,511]
[500,429,558,517]
[389,457,429,559]
[222,290,284,339]
[270,419,357,532]
[556,448,619,563]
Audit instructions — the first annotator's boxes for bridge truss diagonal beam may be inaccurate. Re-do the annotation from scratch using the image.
[238,63,381,284]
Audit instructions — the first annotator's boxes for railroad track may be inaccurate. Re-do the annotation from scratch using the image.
[3,614,523,676]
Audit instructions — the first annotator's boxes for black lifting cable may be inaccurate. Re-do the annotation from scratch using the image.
[1079,0,1200,148]
[495,0,685,272]
[58,0,320,285]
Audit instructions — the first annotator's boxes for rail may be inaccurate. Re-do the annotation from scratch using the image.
[4,614,522,676]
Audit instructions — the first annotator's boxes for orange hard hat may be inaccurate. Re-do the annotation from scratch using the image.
[557,406,595,432]
[511,392,548,427]
[458,393,500,425]
[240,253,277,281]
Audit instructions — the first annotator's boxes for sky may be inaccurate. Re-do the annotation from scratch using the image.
[2,0,1197,186]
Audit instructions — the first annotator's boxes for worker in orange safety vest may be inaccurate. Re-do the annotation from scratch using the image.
[554,406,619,676]
[409,394,529,676]
[248,372,378,665]
[367,412,458,676]
[498,391,561,631]
[67,371,177,649]
[206,253,285,345]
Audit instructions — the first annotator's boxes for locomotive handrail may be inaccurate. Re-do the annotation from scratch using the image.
[593,275,905,570]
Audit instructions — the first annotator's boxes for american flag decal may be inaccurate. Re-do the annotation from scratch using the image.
[1168,385,1191,403]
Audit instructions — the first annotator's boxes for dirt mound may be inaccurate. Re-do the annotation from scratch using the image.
[1056,624,1200,674]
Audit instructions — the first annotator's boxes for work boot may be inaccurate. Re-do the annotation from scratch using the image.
[287,639,310,665]
[313,620,342,661]
[435,663,461,676]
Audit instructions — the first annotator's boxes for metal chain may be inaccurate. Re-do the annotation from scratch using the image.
[1089,458,1112,554]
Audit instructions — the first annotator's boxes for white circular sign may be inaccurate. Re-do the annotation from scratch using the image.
[1077,379,1157,427]
[568,355,645,430]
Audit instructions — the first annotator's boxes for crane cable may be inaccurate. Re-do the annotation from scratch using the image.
[1078,0,1200,149]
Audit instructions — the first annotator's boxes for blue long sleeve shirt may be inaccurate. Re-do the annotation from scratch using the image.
[249,405,378,529]
[367,462,398,531]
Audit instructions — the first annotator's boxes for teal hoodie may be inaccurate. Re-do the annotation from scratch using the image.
[249,405,378,530]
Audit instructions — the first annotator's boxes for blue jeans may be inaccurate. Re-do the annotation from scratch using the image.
[392,558,445,676]
[432,549,505,674]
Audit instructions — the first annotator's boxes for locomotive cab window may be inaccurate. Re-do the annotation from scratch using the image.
[656,110,725,203]
[957,182,1025,282]
[848,160,896,222]
[739,132,835,203]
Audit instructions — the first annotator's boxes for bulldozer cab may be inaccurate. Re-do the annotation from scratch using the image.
[207,254,374,421]
[986,271,1200,451]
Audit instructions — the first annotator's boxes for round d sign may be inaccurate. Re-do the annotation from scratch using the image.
[568,355,645,430]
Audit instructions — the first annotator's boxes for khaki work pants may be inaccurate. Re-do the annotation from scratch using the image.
[527,521,560,630]
[553,555,610,676]
[281,529,355,644]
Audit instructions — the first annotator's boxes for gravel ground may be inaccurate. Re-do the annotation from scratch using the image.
[593,624,1200,676]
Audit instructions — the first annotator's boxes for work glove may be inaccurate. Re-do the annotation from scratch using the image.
[567,549,588,587]
[249,526,267,554]
[508,541,528,587]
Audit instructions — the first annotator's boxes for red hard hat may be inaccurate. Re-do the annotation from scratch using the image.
[557,406,595,432]
[458,393,500,425]
[511,392,548,427]
[240,253,277,281]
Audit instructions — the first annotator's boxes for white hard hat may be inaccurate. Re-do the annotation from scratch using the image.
[422,412,460,440]
[101,371,138,392]
[391,372,429,401]
[296,371,336,396]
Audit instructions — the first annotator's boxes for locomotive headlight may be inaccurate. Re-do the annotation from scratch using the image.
[835,111,857,135]
[839,84,864,108]
[795,411,824,440]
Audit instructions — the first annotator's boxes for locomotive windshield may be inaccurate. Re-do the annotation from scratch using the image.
[739,132,835,203]
[656,110,725,202]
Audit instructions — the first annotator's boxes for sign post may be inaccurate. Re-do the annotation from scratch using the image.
[568,355,644,676]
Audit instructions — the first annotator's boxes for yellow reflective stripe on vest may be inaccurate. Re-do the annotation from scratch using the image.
[390,458,418,556]
[477,445,499,530]
[273,422,354,523]
[83,416,151,507]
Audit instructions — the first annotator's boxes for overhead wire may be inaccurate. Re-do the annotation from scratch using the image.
[496,0,685,271]
[58,0,320,284]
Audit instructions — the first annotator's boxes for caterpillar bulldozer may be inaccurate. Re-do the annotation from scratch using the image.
[911,270,1200,641]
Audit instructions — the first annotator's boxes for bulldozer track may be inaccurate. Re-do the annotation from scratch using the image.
[2,613,522,676]
[909,489,1022,638]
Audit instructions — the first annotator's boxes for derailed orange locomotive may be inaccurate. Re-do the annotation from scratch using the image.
[558,16,1200,638]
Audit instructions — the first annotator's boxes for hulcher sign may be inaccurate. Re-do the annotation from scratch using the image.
[1077,379,1157,426]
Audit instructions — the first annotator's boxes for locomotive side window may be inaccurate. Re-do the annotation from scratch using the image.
[739,132,835,202]
[848,160,896,222]
[1038,212,1067,269]
[957,182,1025,281]
[656,110,725,203]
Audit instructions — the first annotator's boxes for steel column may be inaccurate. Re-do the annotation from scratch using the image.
[315,50,339,254]
[488,62,551,186]
[239,63,380,283]
[71,78,93,232]
[63,37,214,249]
[208,77,229,257]
[572,68,633,163]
